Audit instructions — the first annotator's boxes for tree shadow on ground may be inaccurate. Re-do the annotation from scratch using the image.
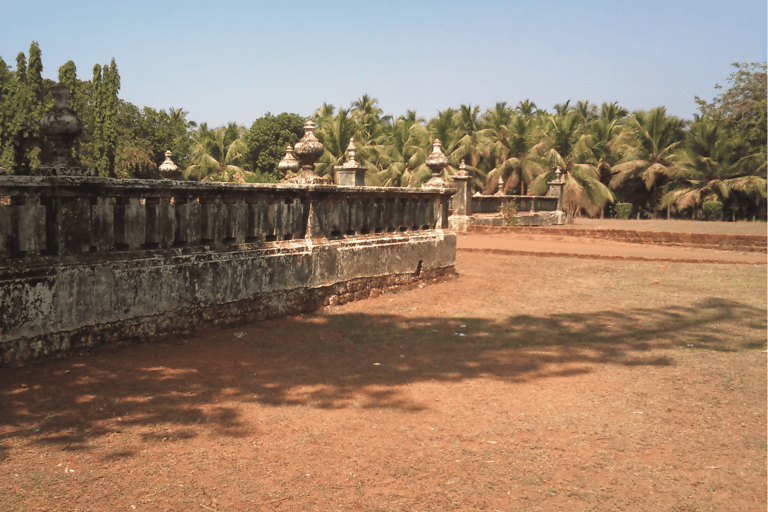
[0,296,764,459]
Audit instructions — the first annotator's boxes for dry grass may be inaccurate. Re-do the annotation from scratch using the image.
[0,250,765,511]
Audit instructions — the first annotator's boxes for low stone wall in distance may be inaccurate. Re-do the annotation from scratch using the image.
[0,177,456,364]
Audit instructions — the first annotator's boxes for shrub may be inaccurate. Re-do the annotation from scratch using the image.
[703,201,723,221]
[500,201,519,226]
[615,203,632,219]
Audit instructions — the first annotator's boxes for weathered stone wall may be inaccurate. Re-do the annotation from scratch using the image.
[0,177,456,364]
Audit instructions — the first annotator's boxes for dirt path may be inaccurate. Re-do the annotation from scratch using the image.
[0,227,765,512]
[457,232,766,264]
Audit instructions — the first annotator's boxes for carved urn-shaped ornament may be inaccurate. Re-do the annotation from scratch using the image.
[36,82,94,176]
[278,145,300,182]
[292,120,328,184]
[158,150,178,179]
[423,139,452,188]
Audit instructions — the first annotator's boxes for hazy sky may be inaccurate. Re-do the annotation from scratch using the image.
[3,0,766,127]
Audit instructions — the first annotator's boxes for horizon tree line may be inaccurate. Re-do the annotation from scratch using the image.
[0,42,765,220]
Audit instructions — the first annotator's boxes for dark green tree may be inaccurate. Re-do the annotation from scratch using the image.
[89,59,121,177]
[246,112,305,182]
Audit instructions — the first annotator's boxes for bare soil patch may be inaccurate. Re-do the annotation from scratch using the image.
[1,227,766,512]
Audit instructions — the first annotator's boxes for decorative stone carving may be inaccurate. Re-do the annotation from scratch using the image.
[291,120,328,184]
[494,175,505,195]
[34,83,95,177]
[158,150,178,179]
[278,145,300,182]
[423,139,452,189]
[334,138,368,186]
[452,159,472,216]
[547,166,565,212]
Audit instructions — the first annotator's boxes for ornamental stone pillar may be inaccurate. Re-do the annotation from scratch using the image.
[452,160,472,216]
[334,138,367,186]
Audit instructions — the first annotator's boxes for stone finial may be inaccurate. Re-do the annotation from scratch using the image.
[292,120,328,184]
[159,150,178,179]
[344,138,358,168]
[555,166,562,182]
[278,145,300,175]
[334,137,368,186]
[424,139,452,189]
[456,159,469,177]
[35,82,94,176]
[495,175,505,195]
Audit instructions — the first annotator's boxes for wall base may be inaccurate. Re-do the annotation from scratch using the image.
[1,231,456,365]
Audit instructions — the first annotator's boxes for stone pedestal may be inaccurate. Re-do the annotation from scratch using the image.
[452,160,472,216]
[334,138,367,186]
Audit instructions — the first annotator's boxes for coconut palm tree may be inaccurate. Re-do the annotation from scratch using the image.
[599,102,629,122]
[529,112,615,218]
[482,113,546,195]
[183,123,252,182]
[610,107,686,216]
[313,108,359,181]
[661,117,767,218]
[371,117,430,187]
[483,102,514,132]
[574,100,599,124]
[350,94,384,145]
[515,99,538,119]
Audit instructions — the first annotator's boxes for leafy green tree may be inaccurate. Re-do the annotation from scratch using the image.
[2,42,48,173]
[135,106,196,170]
[246,112,305,182]
[0,56,14,171]
[88,59,121,177]
[695,62,767,186]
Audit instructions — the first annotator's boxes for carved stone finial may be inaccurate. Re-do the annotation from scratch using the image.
[278,145,300,174]
[555,166,562,182]
[159,150,178,179]
[495,175,505,195]
[345,137,357,166]
[334,137,368,186]
[424,139,452,188]
[292,120,328,184]
[35,82,94,176]
[456,159,469,177]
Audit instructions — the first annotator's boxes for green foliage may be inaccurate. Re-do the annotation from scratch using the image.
[500,201,519,225]
[702,201,723,221]
[184,123,252,182]
[0,41,50,173]
[88,59,121,177]
[615,203,632,219]
[246,112,305,181]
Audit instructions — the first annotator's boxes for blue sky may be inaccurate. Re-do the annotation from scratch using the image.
[3,0,766,127]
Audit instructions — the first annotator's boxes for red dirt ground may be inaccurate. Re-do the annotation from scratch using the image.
[1,219,766,512]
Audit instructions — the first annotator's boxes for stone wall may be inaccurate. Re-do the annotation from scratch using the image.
[0,177,456,364]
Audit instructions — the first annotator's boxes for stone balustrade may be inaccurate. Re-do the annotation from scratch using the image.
[471,194,559,214]
[0,176,453,260]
